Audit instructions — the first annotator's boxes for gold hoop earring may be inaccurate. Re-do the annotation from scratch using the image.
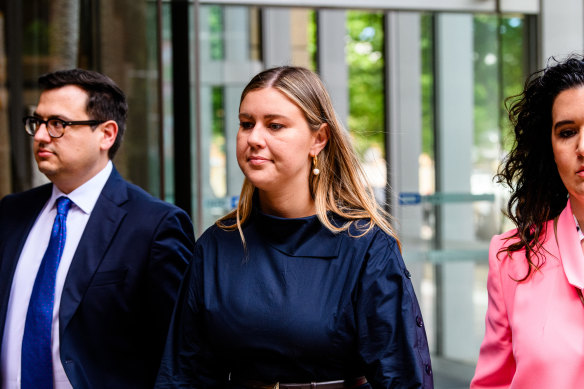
[312,155,320,176]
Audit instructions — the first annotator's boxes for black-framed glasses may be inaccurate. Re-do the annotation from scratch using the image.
[23,116,105,138]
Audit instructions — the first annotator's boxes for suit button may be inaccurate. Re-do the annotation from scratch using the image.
[416,316,423,327]
[425,364,432,375]
[405,269,412,279]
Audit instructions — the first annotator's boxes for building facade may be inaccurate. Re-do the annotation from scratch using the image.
[1,0,582,386]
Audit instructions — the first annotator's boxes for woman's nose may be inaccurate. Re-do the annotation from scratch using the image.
[247,125,266,147]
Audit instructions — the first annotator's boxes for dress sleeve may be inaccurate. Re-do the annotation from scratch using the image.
[355,232,433,389]
[470,235,516,388]
[155,241,228,388]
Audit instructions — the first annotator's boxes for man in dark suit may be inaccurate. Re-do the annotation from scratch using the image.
[0,69,195,388]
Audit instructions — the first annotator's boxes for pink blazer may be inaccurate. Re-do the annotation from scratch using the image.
[471,200,584,388]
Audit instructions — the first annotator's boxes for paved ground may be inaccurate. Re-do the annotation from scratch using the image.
[434,373,471,389]
[432,356,474,389]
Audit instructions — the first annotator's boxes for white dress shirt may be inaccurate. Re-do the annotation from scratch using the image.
[1,161,113,389]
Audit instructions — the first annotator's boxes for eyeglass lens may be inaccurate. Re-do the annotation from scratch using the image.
[24,118,66,138]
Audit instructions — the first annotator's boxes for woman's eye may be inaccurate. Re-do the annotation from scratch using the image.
[239,122,254,129]
[269,123,283,130]
[559,129,577,138]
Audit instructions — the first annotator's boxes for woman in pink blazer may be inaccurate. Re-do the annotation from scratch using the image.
[472,55,584,388]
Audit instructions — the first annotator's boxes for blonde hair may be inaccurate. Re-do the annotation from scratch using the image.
[217,66,401,251]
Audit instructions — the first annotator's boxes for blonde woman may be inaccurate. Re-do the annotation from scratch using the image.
[156,66,432,389]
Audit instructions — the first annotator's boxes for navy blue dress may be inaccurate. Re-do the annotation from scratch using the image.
[156,208,433,388]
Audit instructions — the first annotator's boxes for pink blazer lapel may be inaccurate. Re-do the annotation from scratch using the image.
[555,200,584,289]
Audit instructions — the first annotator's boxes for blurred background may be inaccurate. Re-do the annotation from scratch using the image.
[0,0,582,387]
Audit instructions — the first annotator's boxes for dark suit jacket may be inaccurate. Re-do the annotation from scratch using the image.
[0,167,195,388]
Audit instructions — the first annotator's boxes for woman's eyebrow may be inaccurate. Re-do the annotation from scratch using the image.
[554,119,576,130]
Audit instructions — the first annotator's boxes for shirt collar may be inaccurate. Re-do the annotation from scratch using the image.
[574,213,584,241]
[50,161,113,214]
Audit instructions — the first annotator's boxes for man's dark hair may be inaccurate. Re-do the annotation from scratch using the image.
[38,68,128,159]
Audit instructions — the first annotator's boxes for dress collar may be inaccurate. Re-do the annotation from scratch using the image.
[251,206,341,258]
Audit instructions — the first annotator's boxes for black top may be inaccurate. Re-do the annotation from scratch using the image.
[156,207,433,388]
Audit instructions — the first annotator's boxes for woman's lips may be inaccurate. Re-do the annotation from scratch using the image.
[248,156,269,165]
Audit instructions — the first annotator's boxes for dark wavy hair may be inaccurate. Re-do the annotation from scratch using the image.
[38,68,128,159]
[497,55,584,280]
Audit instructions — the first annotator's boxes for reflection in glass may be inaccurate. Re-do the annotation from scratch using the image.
[210,86,226,198]
[346,11,386,203]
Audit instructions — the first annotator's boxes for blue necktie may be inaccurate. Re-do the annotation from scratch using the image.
[21,196,72,389]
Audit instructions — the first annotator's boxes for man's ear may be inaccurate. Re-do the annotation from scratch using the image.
[310,123,330,156]
[99,120,118,151]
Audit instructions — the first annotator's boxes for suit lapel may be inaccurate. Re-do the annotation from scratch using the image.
[59,169,128,334]
[0,186,51,281]
[555,200,584,290]
[0,185,52,339]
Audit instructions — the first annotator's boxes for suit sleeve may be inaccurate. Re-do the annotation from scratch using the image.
[155,238,227,388]
[470,235,516,388]
[146,207,195,376]
[355,232,433,389]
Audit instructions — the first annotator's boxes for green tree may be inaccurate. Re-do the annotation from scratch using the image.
[346,11,385,157]
[473,15,527,164]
